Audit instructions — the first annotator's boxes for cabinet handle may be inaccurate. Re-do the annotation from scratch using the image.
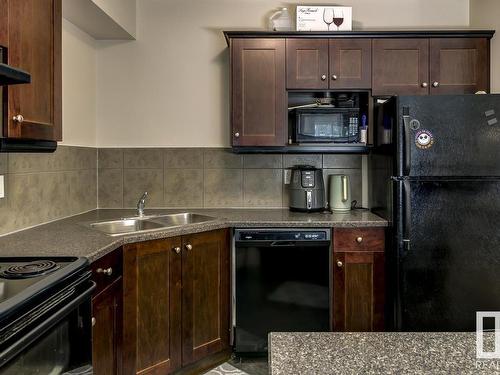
[321,74,327,81]
[234,132,240,138]
[96,267,113,276]
[356,237,363,243]
[421,82,428,88]
[432,81,440,88]
[12,114,24,123]
[91,317,96,327]
[173,246,181,254]
[336,260,343,268]
[185,244,193,251]
[331,74,338,80]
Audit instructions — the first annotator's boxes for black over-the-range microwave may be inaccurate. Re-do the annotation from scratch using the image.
[294,106,361,144]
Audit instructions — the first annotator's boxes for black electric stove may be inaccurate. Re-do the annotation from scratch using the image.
[0,257,95,374]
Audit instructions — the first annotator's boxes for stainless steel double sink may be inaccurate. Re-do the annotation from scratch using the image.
[87,213,217,236]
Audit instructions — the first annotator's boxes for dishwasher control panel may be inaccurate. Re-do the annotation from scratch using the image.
[234,229,330,242]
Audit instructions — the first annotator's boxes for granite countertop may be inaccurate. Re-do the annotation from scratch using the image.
[0,209,387,262]
[269,332,499,374]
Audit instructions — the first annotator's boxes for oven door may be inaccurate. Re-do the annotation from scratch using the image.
[0,280,95,375]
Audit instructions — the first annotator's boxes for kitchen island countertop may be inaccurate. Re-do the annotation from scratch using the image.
[269,332,498,374]
[0,208,387,262]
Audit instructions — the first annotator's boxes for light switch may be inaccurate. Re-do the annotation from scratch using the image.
[0,175,4,199]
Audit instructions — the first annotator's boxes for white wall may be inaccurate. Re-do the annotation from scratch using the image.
[470,0,500,92]
[61,20,97,147]
[95,0,470,148]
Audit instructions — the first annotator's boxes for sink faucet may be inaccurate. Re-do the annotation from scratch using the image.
[137,192,148,217]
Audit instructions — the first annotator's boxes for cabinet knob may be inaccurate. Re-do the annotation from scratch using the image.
[321,74,327,81]
[432,81,440,88]
[421,82,428,88]
[185,244,193,251]
[173,246,181,254]
[96,267,113,276]
[234,132,240,138]
[331,74,338,81]
[336,260,343,268]
[91,317,96,327]
[356,237,363,243]
[12,114,24,123]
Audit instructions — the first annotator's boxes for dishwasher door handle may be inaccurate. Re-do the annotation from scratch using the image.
[270,241,297,247]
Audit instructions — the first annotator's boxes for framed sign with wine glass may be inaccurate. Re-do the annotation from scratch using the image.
[296,6,352,31]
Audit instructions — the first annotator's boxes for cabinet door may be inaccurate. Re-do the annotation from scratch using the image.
[181,229,230,366]
[372,39,429,96]
[333,251,384,331]
[232,39,286,146]
[329,39,372,89]
[429,38,489,94]
[286,39,329,89]
[123,238,182,375]
[5,0,62,141]
[92,278,123,375]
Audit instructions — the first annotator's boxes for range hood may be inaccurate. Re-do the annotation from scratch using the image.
[0,62,31,85]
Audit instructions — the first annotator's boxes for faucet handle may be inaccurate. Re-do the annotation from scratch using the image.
[140,191,148,200]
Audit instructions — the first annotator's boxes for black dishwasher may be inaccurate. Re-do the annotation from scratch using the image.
[233,228,331,354]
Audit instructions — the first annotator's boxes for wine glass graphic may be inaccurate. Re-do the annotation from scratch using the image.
[333,9,344,31]
[323,8,334,31]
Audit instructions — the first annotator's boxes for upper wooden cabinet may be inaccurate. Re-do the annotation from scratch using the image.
[372,39,430,96]
[373,37,490,96]
[329,39,372,89]
[429,38,489,94]
[231,38,286,147]
[2,0,62,141]
[287,39,329,89]
[287,38,372,90]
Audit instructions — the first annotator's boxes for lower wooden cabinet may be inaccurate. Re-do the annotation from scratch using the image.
[92,248,124,375]
[122,229,230,375]
[332,228,385,332]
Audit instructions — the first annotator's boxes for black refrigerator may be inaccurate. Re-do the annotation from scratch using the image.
[371,94,500,331]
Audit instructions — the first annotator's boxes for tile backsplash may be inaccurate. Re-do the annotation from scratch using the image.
[0,146,97,236]
[0,147,363,236]
[98,148,363,209]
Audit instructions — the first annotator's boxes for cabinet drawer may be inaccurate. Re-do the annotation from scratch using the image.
[92,247,123,295]
[333,228,384,252]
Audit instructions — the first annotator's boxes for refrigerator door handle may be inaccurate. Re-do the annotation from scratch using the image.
[403,180,411,252]
[402,107,412,176]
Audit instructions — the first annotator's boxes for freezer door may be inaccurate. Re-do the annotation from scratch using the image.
[395,179,500,331]
[396,95,500,177]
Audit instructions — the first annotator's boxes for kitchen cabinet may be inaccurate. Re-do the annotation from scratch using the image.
[287,38,372,90]
[231,38,286,147]
[429,38,489,94]
[123,229,230,375]
[373,38,490,96]
[286,39,329,89]
[92,248,123,375]
[1,0,62,141]
[329,39,372,89]
[332,228,385,332]
[372,39,430,96]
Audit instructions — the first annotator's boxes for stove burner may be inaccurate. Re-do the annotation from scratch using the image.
[0,260,60,279]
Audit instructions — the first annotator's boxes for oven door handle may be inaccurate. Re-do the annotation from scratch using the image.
[0,281,96,367]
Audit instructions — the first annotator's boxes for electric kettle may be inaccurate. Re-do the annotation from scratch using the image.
[328,174,351,212]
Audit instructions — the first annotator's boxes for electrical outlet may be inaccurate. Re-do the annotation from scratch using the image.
[283,169,292,185]
[0,175,4,199]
